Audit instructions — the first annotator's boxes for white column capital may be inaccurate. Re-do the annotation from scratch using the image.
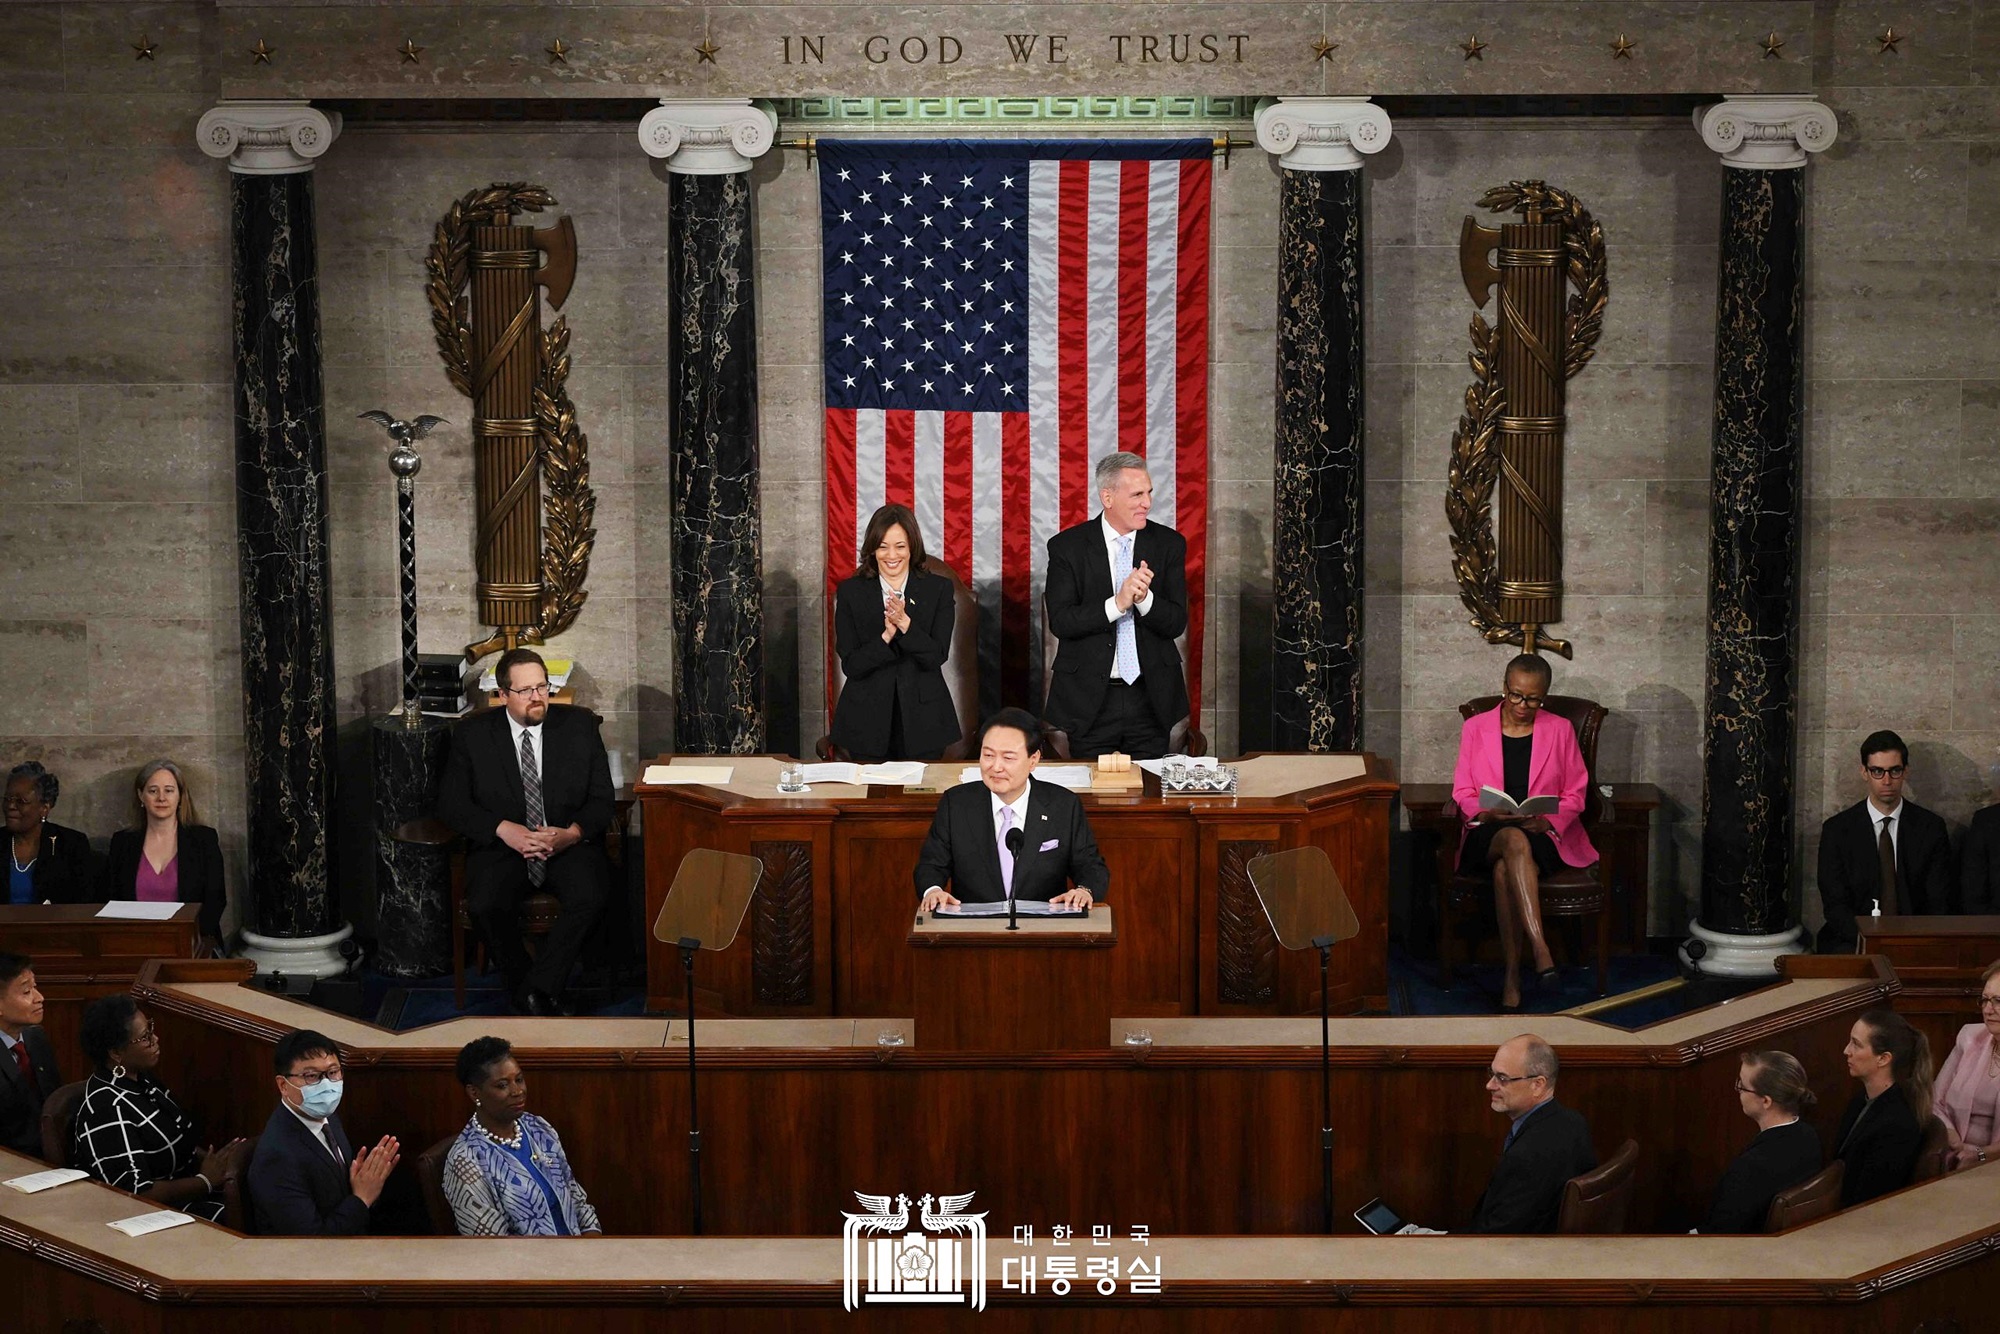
[196,100,341,175]
[1695,96,1837,170]
[1254,97,1392,172]
[638,98,777,175]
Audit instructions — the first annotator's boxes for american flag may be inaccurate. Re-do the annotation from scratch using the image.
[820,138,1211,721]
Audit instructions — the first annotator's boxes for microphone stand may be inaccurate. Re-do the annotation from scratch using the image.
[677,934,704,1235]
[1313,933,1334,1234]
[1005,828,1022,930]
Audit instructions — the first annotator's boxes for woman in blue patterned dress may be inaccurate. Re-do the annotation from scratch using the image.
[441,1036,600,1236]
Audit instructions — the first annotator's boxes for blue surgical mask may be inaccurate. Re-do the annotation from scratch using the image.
[298,1079,343,1119]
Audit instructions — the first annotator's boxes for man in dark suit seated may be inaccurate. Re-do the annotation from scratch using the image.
[1465,1034,1596,1234]
[247,1029,399,1235]
[1042,452,1189,760]
[916,709,1109,914]
[1962,802,2000,916]
[437,647,616,1015]
[0,952,60,1158]
[1815,729,1954,954]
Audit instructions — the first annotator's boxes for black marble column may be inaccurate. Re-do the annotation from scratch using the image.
[371,717,451,977]
[232,170,341,938]
[1271,168,1365,752]
[1698,166,1806,936]
[667,171,765,755]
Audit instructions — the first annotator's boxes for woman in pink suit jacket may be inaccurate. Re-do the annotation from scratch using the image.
[1451,655,1598,1009]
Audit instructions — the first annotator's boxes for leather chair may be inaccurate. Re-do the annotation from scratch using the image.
[416,1133,460,1235]
[1911,1114,1953,1183]
[818,557,981,763]
[38,1079,87,1167]
[1038,595,1206,760]
[219,1136,256,1232]
[1763,1160,1844,1232]
[1436,694,1613,995]
[1556,1137,1638,1234]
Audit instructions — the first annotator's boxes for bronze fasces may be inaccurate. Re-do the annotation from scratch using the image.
[426,184,597,663]
[1445,181,1607,660]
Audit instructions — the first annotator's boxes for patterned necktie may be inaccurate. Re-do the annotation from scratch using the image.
[10,1038,33,1095]
[521,729,546,887]
[1113,533,1139,685]
[998,806,1016,897]
[1876,816,1897,914]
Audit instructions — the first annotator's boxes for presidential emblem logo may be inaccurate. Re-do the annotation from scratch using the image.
[841,1190,988,1311]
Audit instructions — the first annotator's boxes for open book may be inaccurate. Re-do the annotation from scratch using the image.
[1478,786,1561,817]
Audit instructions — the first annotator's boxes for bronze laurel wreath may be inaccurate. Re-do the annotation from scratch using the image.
[424,183,596,645]
[1444,181,1608,660]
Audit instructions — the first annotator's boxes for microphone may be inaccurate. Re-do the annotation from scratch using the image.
[1005,827,1023,931]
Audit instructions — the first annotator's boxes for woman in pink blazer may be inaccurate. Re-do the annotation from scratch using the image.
[1451,655,1597,1009]
[1932,958,2000,1171]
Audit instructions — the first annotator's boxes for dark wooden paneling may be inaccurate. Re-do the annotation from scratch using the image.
[0,905,199,1073]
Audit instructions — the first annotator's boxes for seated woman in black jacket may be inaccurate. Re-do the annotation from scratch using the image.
[4,761,94,906]
[1834,1008,1934,1206]
[1701,1049,1823,1232]
[99,760,227,956]
[828,504,961,763]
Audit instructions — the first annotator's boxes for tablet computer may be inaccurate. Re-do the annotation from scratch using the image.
[1353,1197,1408,1236]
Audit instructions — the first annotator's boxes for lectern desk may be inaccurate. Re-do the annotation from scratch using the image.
[909,905,1115,1051]
[0,902,200,1061]
[1856,914,2000,1053]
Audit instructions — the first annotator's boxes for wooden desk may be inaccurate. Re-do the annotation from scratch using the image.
[1403,781,1662,952]
[7,1143,1998,1331]
[0,903,200,1062]
[910,905,1116,1051]
[136,956,1890,1239]
[1858,914,2000,1053]
[640,754,1397,1030]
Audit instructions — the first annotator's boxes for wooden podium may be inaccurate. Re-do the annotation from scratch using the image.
[909,904,1116,1051]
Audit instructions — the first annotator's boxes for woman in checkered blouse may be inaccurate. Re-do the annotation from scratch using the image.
[70,994,247,1222]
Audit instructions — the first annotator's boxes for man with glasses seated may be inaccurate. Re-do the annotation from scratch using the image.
[438,647,616,1016]
[1815,730,1955,954]
[248,1029,400,1235]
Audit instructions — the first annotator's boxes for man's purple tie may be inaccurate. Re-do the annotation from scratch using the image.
[998,806,1016,897]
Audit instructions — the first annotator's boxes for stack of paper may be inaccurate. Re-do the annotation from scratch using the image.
[107,1210,199,1236]
[3,1167,88,1194]
[641,764,735,785]
[95,902,183,921]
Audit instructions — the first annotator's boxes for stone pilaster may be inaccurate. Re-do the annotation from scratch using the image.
[641,99,776,754]
[197,101,351,975]
[1255,98,1391,752]
[1687,97,1836,975]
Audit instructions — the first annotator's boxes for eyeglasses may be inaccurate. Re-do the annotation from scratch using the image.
[1486,1068,1542,1086]
[1502,691,1547,709]
[1864,765,1907,780]
[283,1067,345,1087]
[1733,1081,1758,1094]
[504,683,552,698]
[130,1025,159,1047]
[1979,996,2000,1012]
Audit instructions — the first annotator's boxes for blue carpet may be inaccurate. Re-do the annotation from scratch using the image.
[1387,942,1681,1019]
[293,967,650,1031]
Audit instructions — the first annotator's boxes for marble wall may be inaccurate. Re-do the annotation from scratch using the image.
[0,1,1994,944]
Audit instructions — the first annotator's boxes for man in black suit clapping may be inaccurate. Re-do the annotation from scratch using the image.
[437,648,615,1015]
[1815,730,1955,954]
[915,709,1109,913]
[1042,452,1189,760]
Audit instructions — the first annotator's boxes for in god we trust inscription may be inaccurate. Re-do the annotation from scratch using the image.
[781,30,1253,66]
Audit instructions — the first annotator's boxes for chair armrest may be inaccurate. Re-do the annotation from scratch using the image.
[393,816,460,847]
[815,736,846,762]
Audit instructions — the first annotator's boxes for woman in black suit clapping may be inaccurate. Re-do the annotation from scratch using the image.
[5,761,95,907]
[101,760,227,956]
[829,504,961,763]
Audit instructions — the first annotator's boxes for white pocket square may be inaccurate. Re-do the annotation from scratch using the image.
[1039,838,1060,852]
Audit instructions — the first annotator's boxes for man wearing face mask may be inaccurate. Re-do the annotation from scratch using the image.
[247,1029,400,1235]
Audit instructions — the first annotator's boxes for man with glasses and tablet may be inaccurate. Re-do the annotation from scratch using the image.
[1815,730,1955,954]
[438,647,616,1015]
[1357,1035,1595,1236]
[248,1029,400,1235]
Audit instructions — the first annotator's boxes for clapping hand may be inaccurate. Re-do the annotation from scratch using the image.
[885,593,912,635]
[350,1135,401,1207]
[1115,561,1154,612]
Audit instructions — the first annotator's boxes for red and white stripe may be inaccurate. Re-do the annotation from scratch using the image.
[824,155,1210,723]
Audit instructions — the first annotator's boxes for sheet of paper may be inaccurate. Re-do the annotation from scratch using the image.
[801,762,860,785]
[95,901,184,921]
[1032,765,1095,791]
[932,900,1087,918]
[107,1209,199,1237]
[857,761,929,785]
[642,765,735,785]
[3,1167,89,1194]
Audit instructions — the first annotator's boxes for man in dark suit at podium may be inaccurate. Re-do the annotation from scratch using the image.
[1816,730,1954,954]
[437,647,615,1015]
[1042,452,1189,760]
[0,952,59,1157]
[916,709,1109,913]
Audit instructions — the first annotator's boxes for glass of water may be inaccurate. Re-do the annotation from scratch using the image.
[1163,761,1187,789]
[778,762,805,792]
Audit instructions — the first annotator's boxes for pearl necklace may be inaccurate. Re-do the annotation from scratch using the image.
[475,1117,523,1150]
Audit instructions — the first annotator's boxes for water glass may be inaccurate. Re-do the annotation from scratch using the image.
[778,762,805,792]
